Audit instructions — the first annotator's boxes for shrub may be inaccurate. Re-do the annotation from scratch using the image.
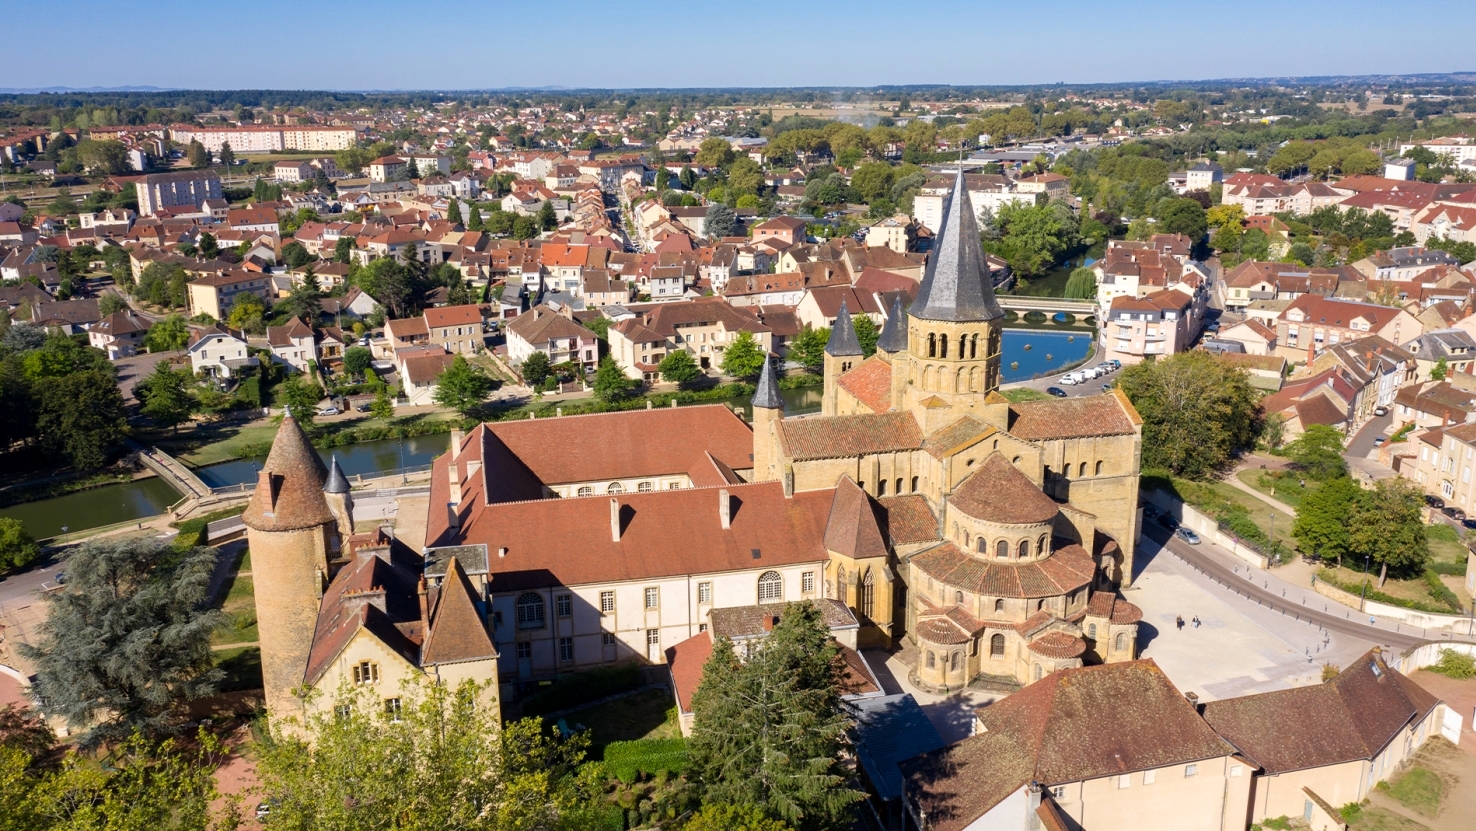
[172,518,209,549]
[1423,570,1461,611]
[1429,559,1468,576]
[1339,803,1363,824]
[602,738,688,784]
[1429,648,1476,679]
[1426,522,1458,542]
[520,663,641,717]
[1258,817,1291,831]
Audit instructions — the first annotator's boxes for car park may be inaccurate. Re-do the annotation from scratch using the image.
[1175,528,1200,545]
[1045,387,1067,397]
[1058,374,1077,385]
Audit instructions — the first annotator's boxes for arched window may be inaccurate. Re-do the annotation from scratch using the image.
[996,540,1009,559]
[911,476,919,492]
[926,651,936,669]
[877,479,887,496]
[861,569,876,619]
[1088,624,1097,638]
[637,481,653,492]
[757,570,783,602]
[1038,535,1048,555]
[990,633,1006,656]
[1116,632,1129,652]
[836,564,847,599]
[971,333,978,359]
[1018,540,1030,559]
[940,334,948,359]
[928,332,936,357]
[576,486,593,497]
[896,478,903,494]
[952,522,959,539]
[1034,663,1043,681]
[1079,462,1087,477]
[516,593,545,629]
[977,538,988,553]
[955,591,964,605]
[951,652,961,671]
[1095,460,1104,475]
[606,482,624,494]
[994,598,1005,613]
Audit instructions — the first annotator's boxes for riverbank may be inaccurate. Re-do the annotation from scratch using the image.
[0,466,142,510]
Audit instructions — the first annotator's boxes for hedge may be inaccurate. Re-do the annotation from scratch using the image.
[172,518,209,549]
[521,663,642,717]
[602,738,688,784]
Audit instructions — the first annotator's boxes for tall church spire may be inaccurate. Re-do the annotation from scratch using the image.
[911,168,1003,322]
[877,294,909,354]
[826,300,864,357]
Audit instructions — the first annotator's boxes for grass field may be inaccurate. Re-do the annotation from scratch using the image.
[212,571,258,646]
[1385,767,1444,817]
[1237,469,1319,511]
[214,646,263,693]
[1001,388,1051,403]
[554,688,680,756]
[157,410,463,467]
[1161,474,1291,550]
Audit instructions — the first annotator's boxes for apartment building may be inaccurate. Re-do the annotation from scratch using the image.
[505,305,599,372]
[186,269,273,321]
[423,304,485,354]
[168,124,355,154]
[1274,295,1420,362]
[607,297,774,379]
[135,169,222,217]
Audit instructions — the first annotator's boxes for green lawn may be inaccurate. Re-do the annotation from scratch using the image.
[1237,469,1320,512]
[214,646,263,693]
[1000,388,1052,403]
[1350,806,1431,831]
[1156,474,1292,553]
[1384,766,1444,817]
[212,573,258,646]
[553,688,680,755]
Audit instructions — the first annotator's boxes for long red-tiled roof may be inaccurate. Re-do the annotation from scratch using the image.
[910,542,1094,599]
[778,412,924,461]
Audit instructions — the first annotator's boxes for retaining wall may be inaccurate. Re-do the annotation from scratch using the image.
[1143,489,1269,569]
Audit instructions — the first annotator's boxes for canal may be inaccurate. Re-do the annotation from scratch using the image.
[0,332,1095,538]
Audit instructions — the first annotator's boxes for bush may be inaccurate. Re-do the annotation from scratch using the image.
[602,738,688,784]
[520,663,642,717]
[0,517,42,571]
[1339,803,1363,824]
[1429,649,1476,679]
[1426,522,1458,542]
[172,517,209,549]
[1429,559,1468,576]
[1423,570,1461,611]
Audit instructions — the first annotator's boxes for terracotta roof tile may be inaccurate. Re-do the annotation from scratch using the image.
[950,454,1060,525]
[837,357,894,413]
[242,414,335,532]
[1009,394,1138,440]
[911,542,1094,599]
[778,412,924,461]
[877,495,940,545]
[1026,631,1087,659]
[421,558,497,665]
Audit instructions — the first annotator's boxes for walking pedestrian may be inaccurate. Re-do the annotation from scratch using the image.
[1193,616,1201,628]
[1176,615,1184,631]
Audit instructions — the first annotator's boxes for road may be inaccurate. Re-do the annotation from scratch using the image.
[1346,409,1395,458]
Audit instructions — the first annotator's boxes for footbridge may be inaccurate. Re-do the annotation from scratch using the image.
[996,296,1099,319]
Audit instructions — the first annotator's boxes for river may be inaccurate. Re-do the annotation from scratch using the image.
[0,334,1092,537]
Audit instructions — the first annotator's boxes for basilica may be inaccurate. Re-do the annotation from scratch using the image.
[243,169,1146,724]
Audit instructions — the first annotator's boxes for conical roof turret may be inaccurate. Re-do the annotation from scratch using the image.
[242,411,336,532]
[911,167,1004,322]
[877,294,909,353]
[324,456,350,494]
[752,355,784,411]
[825,300,864,357]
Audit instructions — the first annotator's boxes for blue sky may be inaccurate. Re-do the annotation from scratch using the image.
[12,0,1474,90]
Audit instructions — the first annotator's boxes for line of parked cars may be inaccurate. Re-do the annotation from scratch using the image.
[1058,360,1121,386]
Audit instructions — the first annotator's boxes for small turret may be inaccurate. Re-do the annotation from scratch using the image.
[822,300,864,416]
[877,295,909,357]
[322,456,355,556]
[751,358,784,483]
[752,355,784,411]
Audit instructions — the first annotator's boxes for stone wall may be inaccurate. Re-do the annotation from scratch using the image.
[1143,489,1269,569]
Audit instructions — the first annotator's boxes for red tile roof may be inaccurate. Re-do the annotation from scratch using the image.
[778,412,924,461]
[1008,393,1139,441]
[837,356,894,413]
[949,453,1060,525]
[910,542,1095,599]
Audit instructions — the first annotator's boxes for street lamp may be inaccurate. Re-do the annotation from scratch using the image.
[1359,554,1371,612]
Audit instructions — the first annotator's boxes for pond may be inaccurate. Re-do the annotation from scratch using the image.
[196,434,455,489]
[1000,329,1096,383]
[0,477,182,540]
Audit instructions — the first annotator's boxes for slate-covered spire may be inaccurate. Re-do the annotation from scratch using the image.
[752,354,784,410]
[911,167,1004,322]
[324,456,350,494]
[825,300,864,357]
[877,294,909,353]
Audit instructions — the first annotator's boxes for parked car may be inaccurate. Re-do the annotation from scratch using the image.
[1463,518,1476,531]
[1442,506,1466,521]
[1058,374,1078,385]
[1156,513,1178,530]
[1142,504,1160,519]
[1426,495,1445,509]
[54,571,66,585]
[1045,386,1068,397]
[1102,384,1113,392]
[1373,436,1386,447]
[1373,406,1389,417]
[317,406,341,416]
[1175,528,1201,545]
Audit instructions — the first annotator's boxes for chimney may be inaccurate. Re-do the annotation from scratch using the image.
[610,497,621,542]
[418,576,429,622]
[1185,691,1202,713]
[450,428,464,459]
[257,470,277,512]
[446,503,460,529]
[719,489,731,529]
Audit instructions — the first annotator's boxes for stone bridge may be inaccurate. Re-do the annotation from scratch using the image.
[996,296,1098,320]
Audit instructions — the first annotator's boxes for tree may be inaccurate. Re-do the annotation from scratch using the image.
[334,235,355,264]
[592,355,635,402]
[75,139,131,175]
[279,375,322,425]
[217,142,235,169]
[788,326,829,373]
[853,314,879,357]
[1431,356,1448,381]
[370,388,395,420]
[689,602,863,831]
[695,137,736,168]
[433,354,494,416]
[988,201,1079,278]
[258,680,593,831]
[721,331,767,380]
[655,168,672,191]
[685,804,794,831]
[658,349,701,387]
[1117,351,1259,478]
[281,270,322,321]
[98,293,128,316]
[513,215,539,239]
[144,314,190,353]
[537,199,557,231]
[679,166,698,190]
[1156,198,1208,240]
[227,292,265,334]
[1293,476,1358,565]
[705,202,736,239]
[37,370,128,469]
[446,198,463,226]
[20,537,223,747]
[467,203,483,232]
[186,140,209,168]
[1348,477,1429,584]
[521,351,551,388]
[1064,267,1097,299]
[138,364,193,434]
[1284,424,1347,481]
[0,517,40,572]
[343,345,372,379]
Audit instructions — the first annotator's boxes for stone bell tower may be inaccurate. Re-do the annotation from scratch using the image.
[903,167,1005,416]
[751,357,784,483]
[242,412,337,723]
